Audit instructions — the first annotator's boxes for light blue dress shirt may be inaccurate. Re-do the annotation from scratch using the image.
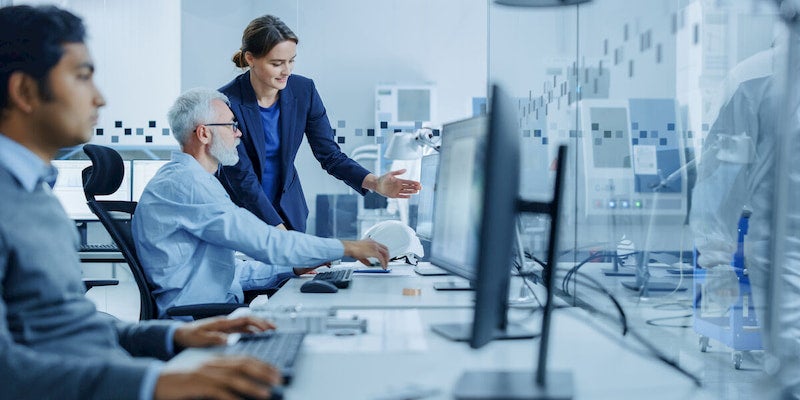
[0,133,57,190]
[0,134,169,400]
[132,151,344,319]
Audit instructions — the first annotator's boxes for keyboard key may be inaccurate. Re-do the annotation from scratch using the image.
[312,268,353,289]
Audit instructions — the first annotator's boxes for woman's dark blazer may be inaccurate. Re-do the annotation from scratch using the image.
[217,71,370,232]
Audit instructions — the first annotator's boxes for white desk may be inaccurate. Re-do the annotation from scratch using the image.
[168,307,712,399]
[168,262,713,399]
[269,264,478,310]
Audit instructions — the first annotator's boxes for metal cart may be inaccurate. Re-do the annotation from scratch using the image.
[693,210,762,369]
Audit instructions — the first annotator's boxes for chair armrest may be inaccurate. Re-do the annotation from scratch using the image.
[165,303,247,320]
[83,279,119,291]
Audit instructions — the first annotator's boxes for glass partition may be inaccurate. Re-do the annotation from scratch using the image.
[491,0,788,397]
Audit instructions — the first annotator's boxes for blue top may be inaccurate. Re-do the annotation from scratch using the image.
[259,101,282,203]
[0,134,175,400]
[218,72,372,232]
[132,151,344,319]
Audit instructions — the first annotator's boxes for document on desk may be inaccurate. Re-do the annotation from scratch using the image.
[304,309,427,353]
[341,261,417,277]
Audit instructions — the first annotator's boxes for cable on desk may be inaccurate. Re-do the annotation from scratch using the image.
[645,314,692,328]
[523,251,547,270]
[553,265,699,385]
[573,308,703,388]
[517,250,630,337]
[536,247,701,387]
[561,251,628,296]
[555,270,629,336]
[653,301,692,311]
[512,257,543,308]
[519,252,630,337]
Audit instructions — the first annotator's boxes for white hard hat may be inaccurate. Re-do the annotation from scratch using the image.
[362,220,425,264]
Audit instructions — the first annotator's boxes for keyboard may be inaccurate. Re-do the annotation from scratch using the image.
[312,268,353,289]
[225,331,306,383]
[79,243,119,252]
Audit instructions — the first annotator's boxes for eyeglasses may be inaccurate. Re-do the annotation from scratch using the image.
[202,121,239,132]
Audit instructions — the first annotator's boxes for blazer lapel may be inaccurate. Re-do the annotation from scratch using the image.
[239,72,267,178]
[278,81,298,189]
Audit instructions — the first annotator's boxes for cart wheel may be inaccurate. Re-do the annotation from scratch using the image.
[699,336,710,352]
[732,352,743,370]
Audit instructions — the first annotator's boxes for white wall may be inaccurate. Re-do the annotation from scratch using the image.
[21,0,182,148]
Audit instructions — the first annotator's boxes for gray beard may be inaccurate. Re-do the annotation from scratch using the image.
[210,132,240,166]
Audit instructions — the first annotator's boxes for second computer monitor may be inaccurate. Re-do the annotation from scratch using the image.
[414,153,439,241]
[132,159,170,201]
[429,116,488,281]
[52,159,132,220]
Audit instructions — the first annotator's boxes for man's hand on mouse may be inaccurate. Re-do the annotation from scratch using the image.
[154,356,282,400]
[341,239,389,269]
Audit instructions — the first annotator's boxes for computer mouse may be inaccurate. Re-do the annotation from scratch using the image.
[300,280,339,293]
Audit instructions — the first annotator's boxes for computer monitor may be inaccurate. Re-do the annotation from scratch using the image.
[428,117,485,280]
[447,85,573,399]
[132,159,169,201]
[429,96,536,343]
[52,160,131,220]
[469,84,528,349]
[414,153,438,241]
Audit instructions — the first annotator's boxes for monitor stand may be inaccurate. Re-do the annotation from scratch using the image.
[601,255,635,277]
[431,322,538,342]
[433,281,473,291]
[621,252,687,292]
[454,370,574,400]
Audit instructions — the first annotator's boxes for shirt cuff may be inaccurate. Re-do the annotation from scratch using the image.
[326,237,346,259]
[165,323,181,356]
[139,361,165,400]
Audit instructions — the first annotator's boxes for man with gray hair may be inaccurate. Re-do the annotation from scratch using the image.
[132,88,388,319]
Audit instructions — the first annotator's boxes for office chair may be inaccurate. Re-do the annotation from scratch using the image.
[81,144,245,320]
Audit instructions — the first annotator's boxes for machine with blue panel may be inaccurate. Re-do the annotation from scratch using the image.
[575,99,689,259]
[568,98,698,289]
[578,98,687,219]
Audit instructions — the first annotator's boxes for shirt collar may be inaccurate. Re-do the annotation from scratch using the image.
[170,151,215,175]
[0,133,58,192]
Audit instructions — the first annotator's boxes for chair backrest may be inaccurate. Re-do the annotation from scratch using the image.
[82,144,158,320]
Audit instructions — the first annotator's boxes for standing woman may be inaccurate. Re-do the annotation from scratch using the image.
[218,15,421,232]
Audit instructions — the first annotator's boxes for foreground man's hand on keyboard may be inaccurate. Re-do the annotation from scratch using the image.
[155,355,282,400]
[293,261,331,276]
[342,238,390,269]
[173,316,277,349]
